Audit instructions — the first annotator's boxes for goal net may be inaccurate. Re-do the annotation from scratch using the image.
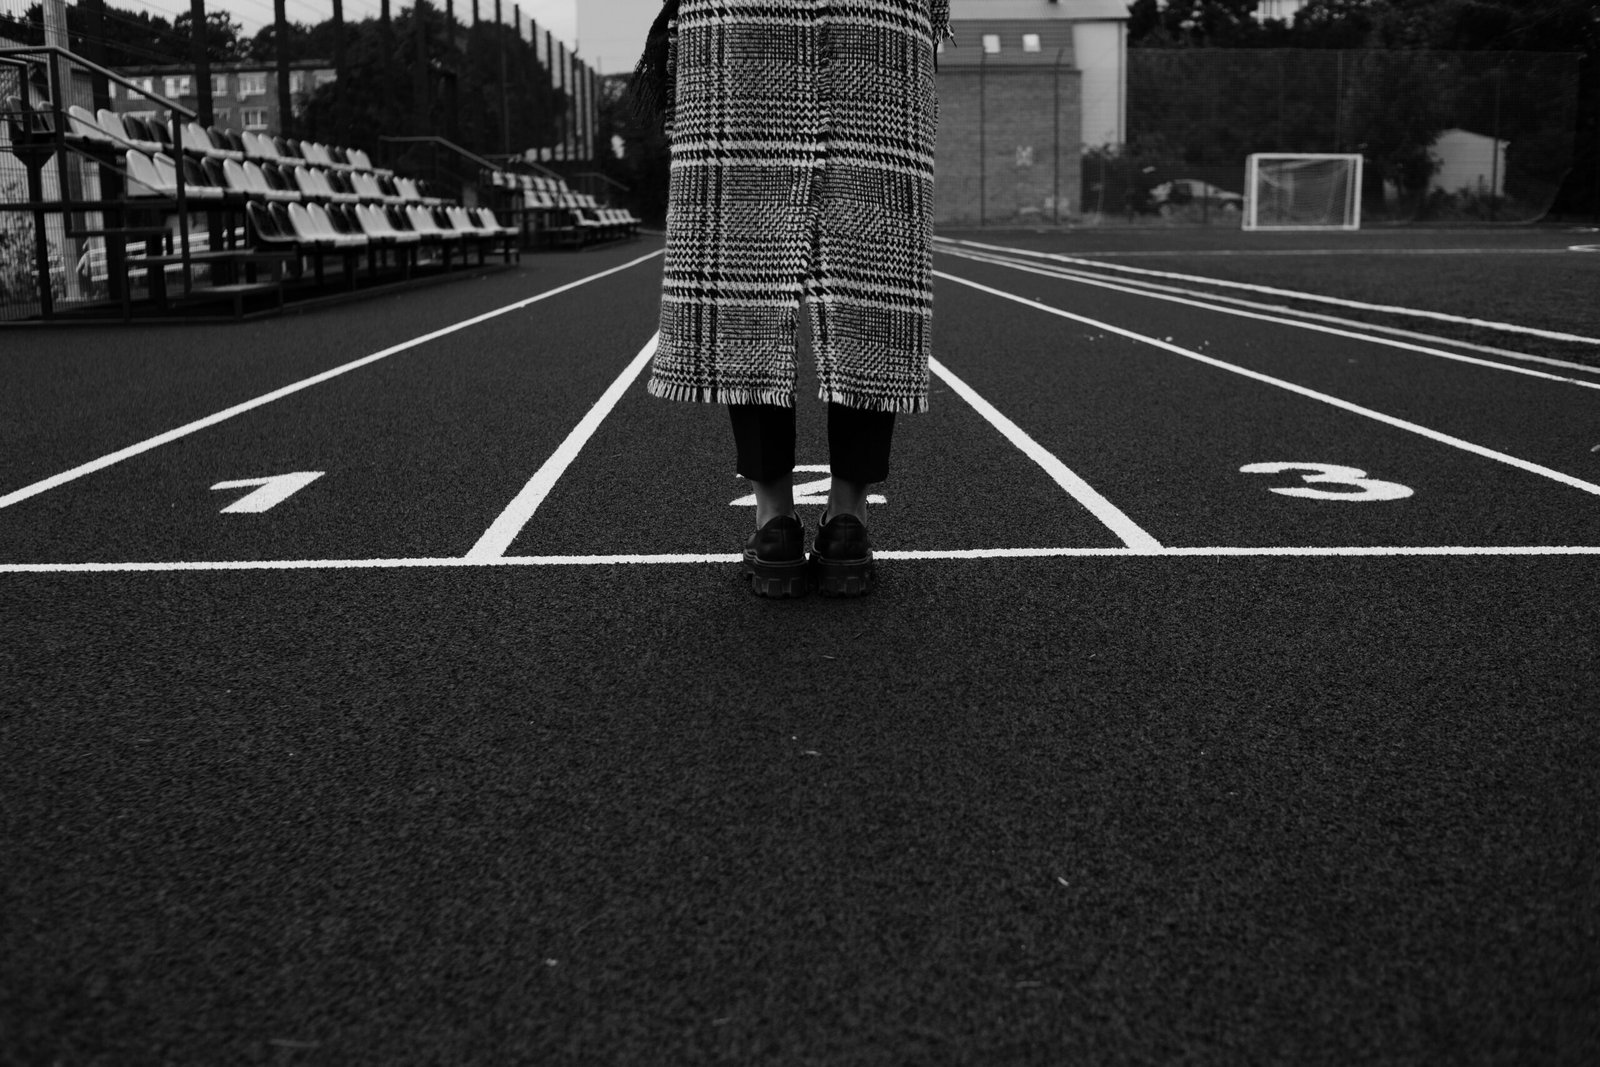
[1244,154,1363,231]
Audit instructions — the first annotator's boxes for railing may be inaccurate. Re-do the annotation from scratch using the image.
[379,134,520,207]
[1,43,200,317]
[568,170,631,208]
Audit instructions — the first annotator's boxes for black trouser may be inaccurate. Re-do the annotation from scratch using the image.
[729,403,896,484]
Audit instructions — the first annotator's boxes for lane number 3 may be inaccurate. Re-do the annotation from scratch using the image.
[1240,462,1413,501]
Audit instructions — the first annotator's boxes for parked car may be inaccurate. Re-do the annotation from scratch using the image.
[1149,178,1244,215]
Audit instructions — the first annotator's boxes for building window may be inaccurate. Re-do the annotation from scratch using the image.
[213,108,230,125]
[137,77,154,95]
[212,73,229,96]
[242,108,268,130]
[238,74,267,97]
[314,71,337,89]
[291,71,306,94]
[982,34,1000,54]
[163,75,191,98]
[1022,34,1041,53]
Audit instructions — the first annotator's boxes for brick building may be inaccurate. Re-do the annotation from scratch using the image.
[108,61,336,139]
[936,0,1128,224]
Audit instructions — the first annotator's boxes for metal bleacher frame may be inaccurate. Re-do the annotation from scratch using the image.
[479,162,643,252]
[1,44,522,325]
[378,135,641,252]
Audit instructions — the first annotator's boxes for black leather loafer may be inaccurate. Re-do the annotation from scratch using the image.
[742,512,810,598]
[811,511,875,597]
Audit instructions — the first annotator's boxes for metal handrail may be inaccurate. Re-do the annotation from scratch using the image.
[2,43,199,305]
[379,135,505,176]
[0,44,199,121]
[571,171,631,195]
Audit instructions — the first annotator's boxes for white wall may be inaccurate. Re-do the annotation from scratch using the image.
[1072,20,1125,148]
[1430,129,1507,197]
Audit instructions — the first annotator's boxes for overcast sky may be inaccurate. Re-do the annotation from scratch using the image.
[187,0,662,76]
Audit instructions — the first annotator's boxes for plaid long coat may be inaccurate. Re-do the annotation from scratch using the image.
[647,0,951,414]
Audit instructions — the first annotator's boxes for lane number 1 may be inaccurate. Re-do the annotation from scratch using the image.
[1240,462,1413,501]
[211,471,325,513]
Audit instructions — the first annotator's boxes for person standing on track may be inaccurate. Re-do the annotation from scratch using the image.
[634,0,951,598]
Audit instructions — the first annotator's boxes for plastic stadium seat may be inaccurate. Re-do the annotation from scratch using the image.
[261,161,300,198]
[101,110,159,152]
[181,155,226,200]
[241,131,276,160]
[126,150,174,197]
[247,200,296,247]
[359,204,421,244]
[242,160,297,202]
[471,208,519,238]
[65,104,117,146]
[314,202,365,243]
[322,170,360,203]
[308,203,366,248]
[285,202,346,248]
[222,158,256,199]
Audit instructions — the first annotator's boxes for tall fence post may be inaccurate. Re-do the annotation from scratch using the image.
[414,0,431,134]
[332,0,346,140]
[274,0,291,136]
[1053,46,1064,224]
[497,1,509,156]
[190,0,212,125]
[978,48,986,227]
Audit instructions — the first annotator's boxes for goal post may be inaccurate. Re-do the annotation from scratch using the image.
[1244,153,1364,231]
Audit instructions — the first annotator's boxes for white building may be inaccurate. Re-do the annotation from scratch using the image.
[1429,128,1508,198]
[947,0,1130,148]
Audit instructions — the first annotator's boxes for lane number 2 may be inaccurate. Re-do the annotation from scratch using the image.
[1240,462,1413,501]
[211,471,325,513]
[731,464,886,506]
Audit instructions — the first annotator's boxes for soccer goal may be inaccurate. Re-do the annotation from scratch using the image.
[1243,153,1364,231]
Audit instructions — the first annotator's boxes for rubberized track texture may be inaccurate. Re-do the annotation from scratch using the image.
[2,229,1598,1066]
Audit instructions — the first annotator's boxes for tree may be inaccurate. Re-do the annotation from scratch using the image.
[172,10,246,63]
[1128,0,1268,47]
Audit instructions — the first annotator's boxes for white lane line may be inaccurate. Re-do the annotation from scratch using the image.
[930,357,1163,552]
[934,269,1600,500]
[937,237,1600,347]
[466,333,659,559]
[7,544,1600,574]
[0,248,667,512]
[938,244,1600,387]
[1008,248,1574,259]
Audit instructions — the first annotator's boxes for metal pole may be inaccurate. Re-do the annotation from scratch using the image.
[544,28,556,162]
[979,49,986,227]
[498,1,510,156]
[1490,68,1502,221]
[275,0,291,137]
[333,0,346,140]
[414,0,431,134]
[191,0,213,125]
[1593,66,1599,226]
[381,0,395,141]
[1054,47,1063,225]
[559,41,570,165]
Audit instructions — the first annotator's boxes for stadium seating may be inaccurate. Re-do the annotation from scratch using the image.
[4,73,550,322]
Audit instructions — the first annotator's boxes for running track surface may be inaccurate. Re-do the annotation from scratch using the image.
[2,232,1597,1065]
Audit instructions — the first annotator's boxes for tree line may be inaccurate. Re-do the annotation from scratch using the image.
[1122,0,1598,217]
[1,3,570,171]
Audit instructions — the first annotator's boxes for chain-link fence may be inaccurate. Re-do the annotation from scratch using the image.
[1094,48,1585,226]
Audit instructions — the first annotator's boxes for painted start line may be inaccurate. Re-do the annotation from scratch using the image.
[4,245,1600,576]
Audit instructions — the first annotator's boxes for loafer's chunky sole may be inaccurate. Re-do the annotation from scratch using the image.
[811,553,876,598]
[743,553,811,598]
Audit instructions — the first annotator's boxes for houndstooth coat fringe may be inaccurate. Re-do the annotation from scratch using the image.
[647,0,951,414]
